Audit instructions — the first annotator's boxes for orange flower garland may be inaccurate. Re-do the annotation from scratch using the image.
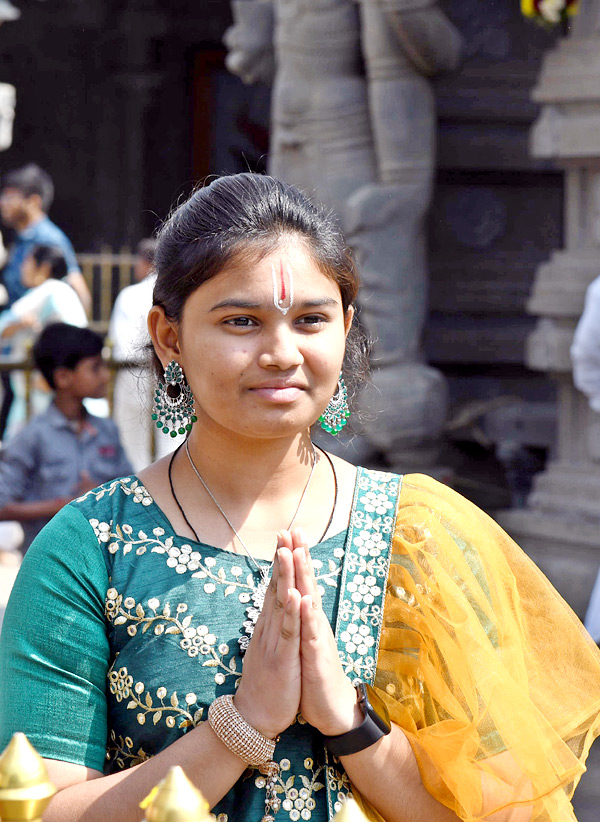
[521,0,580,24]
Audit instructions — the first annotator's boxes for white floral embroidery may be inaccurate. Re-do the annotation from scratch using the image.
[334,468,400,682]
[106,592,243,683]
[359,489,395,516]
[166,544,202,574]
[256,755,331,822]
[77,477,152,506]
[85,470,361,815]
[339,623,376,656]
[345,573,381,605]
[89,518,112,543]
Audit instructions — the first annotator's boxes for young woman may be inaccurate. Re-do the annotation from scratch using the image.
[1,174,599,822]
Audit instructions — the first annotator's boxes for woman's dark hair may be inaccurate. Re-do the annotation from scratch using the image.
[30,244,68,280]
[152,173,369,393]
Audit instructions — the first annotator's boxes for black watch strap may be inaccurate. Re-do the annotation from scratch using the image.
[324,682,391,757]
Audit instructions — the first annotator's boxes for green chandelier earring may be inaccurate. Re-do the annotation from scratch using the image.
[319,373,350,435]
[152,360,197,438]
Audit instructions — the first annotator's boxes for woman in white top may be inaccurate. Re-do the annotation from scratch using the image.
[0,243,87,438]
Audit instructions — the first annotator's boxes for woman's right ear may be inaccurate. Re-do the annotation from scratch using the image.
[147,305,181,369]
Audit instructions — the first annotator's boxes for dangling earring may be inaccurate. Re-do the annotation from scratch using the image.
[152,360,197,438]
[319,373,350,435]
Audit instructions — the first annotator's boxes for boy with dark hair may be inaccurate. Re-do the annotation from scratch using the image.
[0,323,132,554]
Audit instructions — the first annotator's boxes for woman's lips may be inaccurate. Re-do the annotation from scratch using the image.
[250,385,305,402]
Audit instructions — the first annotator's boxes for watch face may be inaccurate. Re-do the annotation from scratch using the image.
[364,683,392,732]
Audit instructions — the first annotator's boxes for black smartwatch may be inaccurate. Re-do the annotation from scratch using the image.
[324,681,392,757]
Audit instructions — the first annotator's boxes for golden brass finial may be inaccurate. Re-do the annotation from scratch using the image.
[0,732,56,821]
[332,798,370,822]
[141,765,211,822]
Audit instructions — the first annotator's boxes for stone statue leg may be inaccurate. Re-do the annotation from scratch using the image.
[359,0,437,188]
[345,182,448,468]
[341,1,448,469]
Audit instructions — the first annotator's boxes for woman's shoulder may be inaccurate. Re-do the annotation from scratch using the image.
[21,501,112,588]
[70,475,154,529]
[398,472,497,525]
[351,467,489,523]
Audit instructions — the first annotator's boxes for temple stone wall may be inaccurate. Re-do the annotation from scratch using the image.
[0,0,570,510]
[498,3,600,620]
[430,3,562,439]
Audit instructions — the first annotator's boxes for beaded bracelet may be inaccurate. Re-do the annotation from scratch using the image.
[208,694,277,766]
[208,695,281,822]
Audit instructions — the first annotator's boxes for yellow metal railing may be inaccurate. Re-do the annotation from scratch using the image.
[77,247,137,331]
[0,352,140,420]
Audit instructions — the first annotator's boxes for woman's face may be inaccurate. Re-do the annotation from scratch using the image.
[172,238,353,441]
[21,254,41,288]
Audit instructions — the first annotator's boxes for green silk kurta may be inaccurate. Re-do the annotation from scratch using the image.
[0,475,369,822]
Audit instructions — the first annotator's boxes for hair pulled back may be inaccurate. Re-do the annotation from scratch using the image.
[153,173,359,321]
[152,173,369,394]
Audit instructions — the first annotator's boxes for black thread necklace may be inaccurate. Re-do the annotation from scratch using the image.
[167,441,338,548]
[168,441,338,652]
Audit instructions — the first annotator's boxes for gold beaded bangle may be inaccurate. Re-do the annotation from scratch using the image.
[208,694,278,767]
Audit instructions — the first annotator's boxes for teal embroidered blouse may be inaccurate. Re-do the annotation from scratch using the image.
[0,469,401,822]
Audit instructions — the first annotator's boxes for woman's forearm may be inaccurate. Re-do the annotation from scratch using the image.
[0,498,70,521]
[340,725,460,822]
[43,722,248,822]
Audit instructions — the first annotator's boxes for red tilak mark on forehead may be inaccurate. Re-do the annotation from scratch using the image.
[279,260,286,302]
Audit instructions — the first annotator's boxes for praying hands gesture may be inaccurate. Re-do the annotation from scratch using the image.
[233,531,464,822]
[234,528,361,740]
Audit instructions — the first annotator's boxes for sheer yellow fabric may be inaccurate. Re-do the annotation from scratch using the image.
[358,474,600,822]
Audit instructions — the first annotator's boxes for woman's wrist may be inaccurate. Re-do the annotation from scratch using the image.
[231,691,281,741]
[313,678,362,737]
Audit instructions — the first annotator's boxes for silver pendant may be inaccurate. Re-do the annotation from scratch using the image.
[239,567,271,653]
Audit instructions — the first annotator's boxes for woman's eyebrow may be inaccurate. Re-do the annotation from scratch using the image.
[209,297,339,311]
[209,299,262,311]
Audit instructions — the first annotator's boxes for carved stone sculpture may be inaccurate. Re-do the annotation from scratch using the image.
[225,0,462,468]
[0,83,15,151]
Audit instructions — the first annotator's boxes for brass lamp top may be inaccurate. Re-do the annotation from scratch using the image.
[141,765,211,822]
[332,798,370,822]
[0,732,56,820]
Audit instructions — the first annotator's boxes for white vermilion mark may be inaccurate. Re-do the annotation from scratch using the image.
[272,260,294,315]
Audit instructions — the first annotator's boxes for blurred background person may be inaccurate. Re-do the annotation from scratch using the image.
[108,237,182,471]
[0,243,87,439]
[0,323,131,556]
[0,163,91,438]
[572,274,600,414]
[571,275,600,644]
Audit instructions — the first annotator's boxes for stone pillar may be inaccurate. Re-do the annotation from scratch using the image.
[498,4,600,617]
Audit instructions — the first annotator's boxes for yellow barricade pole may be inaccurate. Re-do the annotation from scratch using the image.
[0,733,56,821]
[140,765,211,822]
[0,732,370,822]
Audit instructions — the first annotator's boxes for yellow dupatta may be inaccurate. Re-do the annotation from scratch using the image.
[354,474,600,822]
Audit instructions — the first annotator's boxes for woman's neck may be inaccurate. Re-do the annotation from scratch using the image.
[185,425,314,506]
